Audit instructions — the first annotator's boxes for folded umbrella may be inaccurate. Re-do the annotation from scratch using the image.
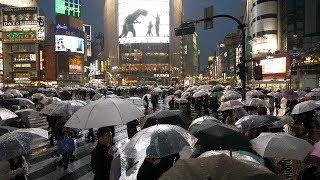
[250,133,313,160]
[123,124,197,159]
[291,100,320,115]
[65,97,144,129]
[0,128,48,161]
[160,154,279,180]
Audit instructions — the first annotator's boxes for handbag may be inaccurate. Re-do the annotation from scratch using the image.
[57,137,75,155]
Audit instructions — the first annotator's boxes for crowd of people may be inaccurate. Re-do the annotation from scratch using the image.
[0,85,320,180]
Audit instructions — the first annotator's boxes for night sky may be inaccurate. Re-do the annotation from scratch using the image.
[38,0,241,72]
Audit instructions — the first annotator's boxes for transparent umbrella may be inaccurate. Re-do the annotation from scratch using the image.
[123,124,197,159]
[41,100,86,117]
[305,91,320,99]
[246,90,264,98]
[235,115,278,132]
[251,133,313,160]
[189,116,221,132]
[0,126,17,136]
[0,128,48,161]
[291,100,320,115]
[14,98,35,106]
[218,100,244,111]
[244,98,269,108]
[220,90,242,102]
[39,97,62,105]
[0,108,18,122]
[193,90,208,98]
[31,93,46,101]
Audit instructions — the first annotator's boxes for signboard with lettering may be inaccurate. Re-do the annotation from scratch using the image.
[2,7,38,28]
[55,0,81,18]
[37,16,46,41]
[3,31,37,43]
[55,24,84,38]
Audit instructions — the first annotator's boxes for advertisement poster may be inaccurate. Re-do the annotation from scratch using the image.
[69,55,83,74]
[55,35,84,54]
[3,31,37,43]
[118,0,170,44]
[2,7,38,27]
[260,57,287,74]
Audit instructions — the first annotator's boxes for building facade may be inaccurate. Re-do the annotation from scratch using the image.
[183,33,199,77]
[104,0,183,86]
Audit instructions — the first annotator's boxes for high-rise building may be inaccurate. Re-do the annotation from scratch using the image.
[183,33,199,77]
[104,0,183,86]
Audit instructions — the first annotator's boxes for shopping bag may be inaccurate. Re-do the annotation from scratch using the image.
[57,138,75,155]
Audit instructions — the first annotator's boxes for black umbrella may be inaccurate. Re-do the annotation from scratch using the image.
[192,122,250,150]
[160,154,279,180]
[141,110,187,129]
[0,99,20,106]
[235,115,278,132]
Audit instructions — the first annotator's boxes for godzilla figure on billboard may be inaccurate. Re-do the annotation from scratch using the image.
[119,9,148,38]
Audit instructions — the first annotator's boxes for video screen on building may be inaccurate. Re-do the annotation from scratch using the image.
[118,0,169,44]
[55,35,84,54]
[260,57,287,74]
[69,55,83,75]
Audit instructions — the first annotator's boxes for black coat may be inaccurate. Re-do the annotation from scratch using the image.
[91,144,113,180]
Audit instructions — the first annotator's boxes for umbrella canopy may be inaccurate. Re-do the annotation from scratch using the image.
[311,141,320,158]
[250,133,313,160]
[174,90,182,95]
[220,90,242,102]
[244,98,269,108]
[291,100,320,115]
[246,90,264,98]
[31,93,46,100]
[39,96,62,105]
[295,90,307,97]
[312,88,320,92]
[235,115,278,132]
[142,93,151,100]
[197,85,212,91]
[212,85,224,92]
[14,98,35,106]
[267,92,283,99]
[123,124,197,158]
[199,150,264,165]
[193,90,208,98]
[0,108,18,122]
[271,116,294,128]
[283,90,298,100]
[142,110,187,129]
[65,97,144,129]
[5,89,23,98]
[127,97,144,107]
[305,91,320,98]
[0,128,48,161]
[92,93,104,101]
[41,100,86,117]
[175,98,188,104]
[0,126,17,136]
[218,100,244,111]
[15,109,39,119]
[160,154,279,180]
[191,121,250,150]
[188,116,221,132]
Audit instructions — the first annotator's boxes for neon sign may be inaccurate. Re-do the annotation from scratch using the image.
[3,31,37,42]
[55,0,81,18]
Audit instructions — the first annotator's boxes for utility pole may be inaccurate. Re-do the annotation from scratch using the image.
[175,14,247,100]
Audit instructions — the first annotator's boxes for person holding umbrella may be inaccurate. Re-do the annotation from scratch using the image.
[91,128,114,180]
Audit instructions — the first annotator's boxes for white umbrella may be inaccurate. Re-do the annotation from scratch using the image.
[41,100,86,117]
[65,97,144,129]
[250,133,313,160]
[193,90,208,98]
[0,108,18,122]
[291,100,320,115]
[244,98,269,108]
[218,100,244,111]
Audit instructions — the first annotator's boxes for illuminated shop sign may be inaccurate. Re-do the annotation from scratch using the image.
[2,7,38,28]
[0,0,37,7]
[55,24,84,38]
[55,0,81,18]
[154,74,170,78]
[69,55,83,74]
[3,31,37,43]
[37,16,46,41]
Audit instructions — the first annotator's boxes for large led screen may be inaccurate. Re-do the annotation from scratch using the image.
[118,0,169,44]
[260,57,287,74]
[55,35,84,54]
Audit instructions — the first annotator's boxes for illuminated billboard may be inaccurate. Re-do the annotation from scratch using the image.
[118,0,169,44]
[55,0,81,18]
[0,0,37,7]
[259,57,287,74]
[2,7,38,28]
[55,35,84,54]
[69,55,83,74]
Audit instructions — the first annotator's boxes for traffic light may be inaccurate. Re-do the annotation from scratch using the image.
[254,65,263,80]
[236,62,246,80]
[175,23,195,36]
